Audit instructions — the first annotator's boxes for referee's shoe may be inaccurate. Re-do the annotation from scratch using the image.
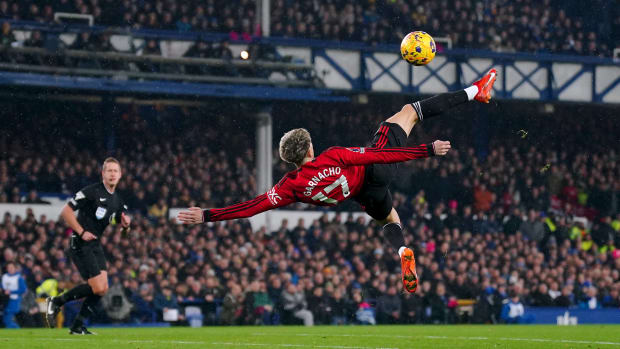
[45,297,60,328]
[69,326,96,335]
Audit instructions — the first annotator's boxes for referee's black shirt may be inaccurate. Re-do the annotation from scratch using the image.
[68,182,127,238]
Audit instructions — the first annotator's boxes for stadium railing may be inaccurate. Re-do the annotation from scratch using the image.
[2,20,620,103]
[0,46,318,87]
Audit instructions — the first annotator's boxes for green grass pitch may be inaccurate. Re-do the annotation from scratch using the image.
[1,325,619,349]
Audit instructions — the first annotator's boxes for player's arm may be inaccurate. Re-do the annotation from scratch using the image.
[330,140,451,166]
[178,185,295,224]
[62,187,97,241]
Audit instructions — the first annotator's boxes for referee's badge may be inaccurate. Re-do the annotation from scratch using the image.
[95,207,107,220]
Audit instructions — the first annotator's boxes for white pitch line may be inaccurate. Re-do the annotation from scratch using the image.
[252,332,620,346]
[212,342,398,349]
[0,337,397,349]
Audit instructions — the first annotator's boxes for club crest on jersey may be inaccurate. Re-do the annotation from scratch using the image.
[95,207,107,220]
[267,187,281,205]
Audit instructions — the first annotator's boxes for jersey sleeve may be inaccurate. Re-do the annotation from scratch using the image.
[327,144,434,166]
[204,179,296,222]
[117,197,128,215]
[67,185,97,211]
[112,200,128,225]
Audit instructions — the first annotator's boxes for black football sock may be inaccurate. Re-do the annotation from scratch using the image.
[55,284,94,306]
[71,294,101,329]
[382,222,406,256]
[411,90,469,121]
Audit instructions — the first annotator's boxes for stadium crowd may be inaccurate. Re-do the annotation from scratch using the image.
[0,100,618,327]
[0,0,617,57]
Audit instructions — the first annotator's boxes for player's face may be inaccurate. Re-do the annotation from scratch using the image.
[102,162,122,186]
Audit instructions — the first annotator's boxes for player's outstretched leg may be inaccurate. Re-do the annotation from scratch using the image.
[379,208,418,293]
[386,68,498,137]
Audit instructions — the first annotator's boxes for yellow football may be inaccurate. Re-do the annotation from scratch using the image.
[400,31,436,66]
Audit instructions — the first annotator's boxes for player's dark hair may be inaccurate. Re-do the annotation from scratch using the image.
[102,157,121,171]
[279,128,311,166]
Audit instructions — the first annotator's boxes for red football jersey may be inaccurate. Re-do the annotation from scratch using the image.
[206,144,433,222]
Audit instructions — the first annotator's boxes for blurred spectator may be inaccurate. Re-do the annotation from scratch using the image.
[350,291,375,325]
[423,282,451,324]
[184,40,214,75]
[244,281,275,325]
[202,277,222,325]
[376,286,401,324]
[16,289,42,327]
[281,283,313,326]
[154,286,180,322]
[500,287,534,324]
[22,190,50,204]
[2,262,27,328]
[220,284,244,325]
[0,21,15,47]
[530,284,554,307]
[519,210,546,243]
[579,287,601,310]
[554,286,575,307]
[148,199,168,220]
[129,284,157,323]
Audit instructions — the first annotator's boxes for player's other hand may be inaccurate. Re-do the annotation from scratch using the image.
[81,231,97,241]
[177,207,205,224]
[121,212,131,228]
[433,140,451,156]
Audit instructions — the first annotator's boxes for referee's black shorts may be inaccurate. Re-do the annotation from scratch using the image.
[69,235,107,280]
[354,121,408,221]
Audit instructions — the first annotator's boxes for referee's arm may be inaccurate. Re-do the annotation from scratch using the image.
[61,204,86,237]
[62,188,97,241]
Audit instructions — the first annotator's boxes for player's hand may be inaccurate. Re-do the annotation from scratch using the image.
[177,207,204,224]
[81,231,97,241]
[432,140,451,156]
[121,212,131,228]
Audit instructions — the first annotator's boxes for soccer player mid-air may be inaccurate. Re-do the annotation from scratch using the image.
[179,69,497,293]
[45,157,130,334]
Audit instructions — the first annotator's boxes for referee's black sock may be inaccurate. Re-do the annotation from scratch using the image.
[71,294,101,329]
[382,222,406,257]
[54,284,94,306]
[411,88,475,121]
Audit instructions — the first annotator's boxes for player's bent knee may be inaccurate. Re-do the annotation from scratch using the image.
[401,103,414,114]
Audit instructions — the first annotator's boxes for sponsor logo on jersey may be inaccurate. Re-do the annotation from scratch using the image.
[347,147,365,153]
[75,191,85,200]
[95,207,107,220]
[99,198,106,202]
[267,187,281,205]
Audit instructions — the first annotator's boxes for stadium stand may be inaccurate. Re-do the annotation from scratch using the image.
[0,0,617,56]
[0,98,618,326]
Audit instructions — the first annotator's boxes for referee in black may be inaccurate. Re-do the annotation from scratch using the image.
[46,157,130,334]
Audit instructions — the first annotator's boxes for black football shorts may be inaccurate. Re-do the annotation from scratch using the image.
[355,121,408,220]
[69,235,107,280]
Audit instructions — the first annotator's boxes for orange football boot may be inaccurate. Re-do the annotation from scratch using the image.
[401,247,418,293]
[472,68,497,103]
